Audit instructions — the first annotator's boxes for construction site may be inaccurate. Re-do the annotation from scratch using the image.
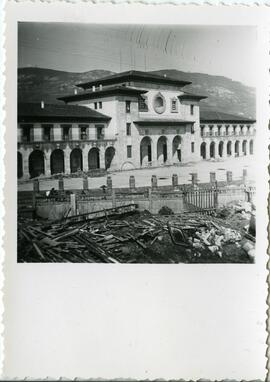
[18,165,256,264]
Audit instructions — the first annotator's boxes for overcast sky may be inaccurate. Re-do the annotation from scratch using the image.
[18,23,257,87]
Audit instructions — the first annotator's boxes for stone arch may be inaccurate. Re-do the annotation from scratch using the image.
[227,141,232,156]
[140,136,152,166]
[70,148,83,173]
[172,135,182,162]
[235,140,240,157]
[249,139,254,155]
[105,146,116,170]
[50,149,64,175]
[157,136,168,164]
[17,151,23,178]
[210,141,215,158]
[200,142,207,159]
[218,141,224,157]
[242,140,247,156]
[29,150,45,178]
[88,147,100,170]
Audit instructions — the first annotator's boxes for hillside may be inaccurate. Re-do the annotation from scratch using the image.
[18,67,114,104]
[151,69,255,118]
[18,67,255,117]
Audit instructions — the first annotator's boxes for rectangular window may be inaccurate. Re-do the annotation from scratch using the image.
[21,124,33,142]
[233,125,237,135]
[217,125,222,136]
[94,102,98,110]
[126,100,131,113]
[190,104,194,115]
[191,142,195,153]
[62,124,71,141]
[126,123,131,136]
[127,145,132,158]
[42,124,53,141]
[209,126,213,136]
[99,101,102,109]
[225,125,230,135]
[191,125,195,134]
[171,99,178,112]
[79,124,88,140]
[138,96,148,111]
[96,124,105,140]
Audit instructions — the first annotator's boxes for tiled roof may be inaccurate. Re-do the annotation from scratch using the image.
[76,70,192,89]
[58,86,148,103]
[134,119,194,126]
[18,102,111,123]
[200,110,256,123]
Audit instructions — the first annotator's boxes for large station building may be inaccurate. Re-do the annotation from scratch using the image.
[17,70,256,179]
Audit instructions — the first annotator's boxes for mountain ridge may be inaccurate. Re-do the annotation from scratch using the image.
[18,67,255,118]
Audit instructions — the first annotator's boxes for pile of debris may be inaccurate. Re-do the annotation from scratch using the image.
[18,206,255,263]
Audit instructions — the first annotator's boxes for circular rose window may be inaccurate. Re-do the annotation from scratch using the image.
[153,93,166,114]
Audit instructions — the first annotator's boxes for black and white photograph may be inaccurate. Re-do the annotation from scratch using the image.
[17,23,257,263]
[3,2,269,380]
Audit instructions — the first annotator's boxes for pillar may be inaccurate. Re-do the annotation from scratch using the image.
[82,147,89,172]
[191,173,198,186]
[226,171,233,184]
[205,142,210,160]
[58,175,64,191]
[33,178,39,192]
[129,175,135,190]
[107,176,112,191]
[71,125,80,141]
[99,146,105,169]
[151,175,158,189]
[83,174,88,190]
[70,193,77,216]
[33,124,43,141]
[172,174,178,188]
[53,125,62,141]
[22,149,30,179]
[151,137,158,167]
[210,172,216,184]
[243,169,248,184]
[44,150,51,176]
[166,136,173,165]
[64,148,71,174]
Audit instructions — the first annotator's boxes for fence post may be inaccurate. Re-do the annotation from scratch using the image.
[33,178,39,193]
[70,193,77,216]
[210,172,216,185]
[148,188,153,213]
[129,175,135,191]
[151,175,157,190]
[191,173,198,187]
[172,174,178,188]
[112,189,116,208]
[226,171,232,184]
[107,176,112,191]
[58,175,64,191]
[83,174,88,190]
[243,169,247,184]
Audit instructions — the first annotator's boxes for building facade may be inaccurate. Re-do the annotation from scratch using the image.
[17,71,256,179]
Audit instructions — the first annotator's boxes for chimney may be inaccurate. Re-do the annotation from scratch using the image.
[99,84,103,91]
[92,85,96,92]
[41,100,45,109]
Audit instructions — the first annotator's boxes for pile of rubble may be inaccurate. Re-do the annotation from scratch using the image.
[18,205,255,263]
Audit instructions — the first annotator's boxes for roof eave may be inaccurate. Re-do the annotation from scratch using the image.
[58,88,148,102]
[134,120,194,126]
[200,119,256,124]
[76,72,192,89]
